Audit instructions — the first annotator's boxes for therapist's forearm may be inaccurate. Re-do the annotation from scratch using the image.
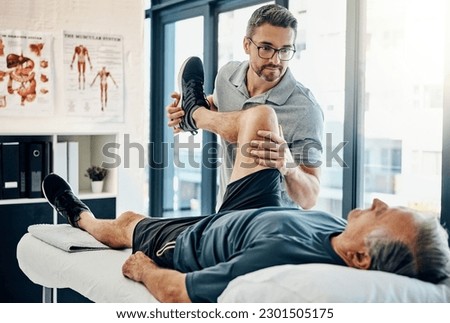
[284,165,320,209]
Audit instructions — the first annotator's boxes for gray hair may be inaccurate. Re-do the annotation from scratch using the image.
[367,215,450,283]
[246,4,298,39]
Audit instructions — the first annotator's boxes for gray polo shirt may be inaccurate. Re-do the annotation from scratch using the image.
[212,61,324,208]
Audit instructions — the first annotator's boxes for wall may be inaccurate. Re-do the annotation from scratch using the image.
[0,0,148,215]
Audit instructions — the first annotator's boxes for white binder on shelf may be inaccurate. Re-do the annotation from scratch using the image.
[54,142,68,181]
[67,142,79,194]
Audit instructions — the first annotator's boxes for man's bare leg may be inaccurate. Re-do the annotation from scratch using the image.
[76,210,145,249]
[192,104,280,182]
[104,83,108,108]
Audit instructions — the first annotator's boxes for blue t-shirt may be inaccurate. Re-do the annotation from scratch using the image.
[173,207,347,302]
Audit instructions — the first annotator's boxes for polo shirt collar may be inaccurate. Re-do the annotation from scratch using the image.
[229,61,296,106]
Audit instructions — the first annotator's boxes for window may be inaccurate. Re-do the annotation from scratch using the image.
[360,0,445,213]
[218,3,271,67]
[290,0,347,217]
[162,17,204,217]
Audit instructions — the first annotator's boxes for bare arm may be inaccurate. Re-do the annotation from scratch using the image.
[109,73,118,87]
[70,49,76,68]
[122,251,191,303]
[283,164,321,209]
[90,73,99,87]
[86,50,92,69]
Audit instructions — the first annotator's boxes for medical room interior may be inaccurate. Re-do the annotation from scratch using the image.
[0,0,449,306]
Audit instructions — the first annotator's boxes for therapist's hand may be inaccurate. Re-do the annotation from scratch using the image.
[249,126,295,176]
[166,92,184,134]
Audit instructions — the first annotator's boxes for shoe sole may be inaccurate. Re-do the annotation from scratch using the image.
[176,56,200,135]
[176,56,194,109]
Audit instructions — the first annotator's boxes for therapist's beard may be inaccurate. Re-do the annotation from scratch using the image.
[252,63,284,82]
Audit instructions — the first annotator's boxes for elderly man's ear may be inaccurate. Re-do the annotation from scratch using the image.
[347,250,371,269]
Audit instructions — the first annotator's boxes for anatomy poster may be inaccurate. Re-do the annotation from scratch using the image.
[63,31,124,121]
[0,30,54,115]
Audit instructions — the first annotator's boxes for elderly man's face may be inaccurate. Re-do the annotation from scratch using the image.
[344,199,418,247]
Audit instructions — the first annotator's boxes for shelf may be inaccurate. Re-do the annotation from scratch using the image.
[0,133,118,204]
[0,198,47,205]
[79,191,117,200]
[56,134,117,195]
[0,192,116,206]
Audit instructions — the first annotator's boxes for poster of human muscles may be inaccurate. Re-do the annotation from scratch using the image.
[0,30,54,115]
[63,31,124,122]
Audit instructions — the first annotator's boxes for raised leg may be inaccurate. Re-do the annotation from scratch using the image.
[193,104,280,182]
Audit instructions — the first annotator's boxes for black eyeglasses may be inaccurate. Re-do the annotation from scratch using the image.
[246,37,296,61]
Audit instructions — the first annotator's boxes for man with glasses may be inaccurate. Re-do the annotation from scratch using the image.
[167,4,323,210]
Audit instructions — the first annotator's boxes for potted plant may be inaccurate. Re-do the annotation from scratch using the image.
[85,165,108,193]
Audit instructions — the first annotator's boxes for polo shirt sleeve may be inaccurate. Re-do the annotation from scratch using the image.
[289,99,324,168]
[211,62,232,111]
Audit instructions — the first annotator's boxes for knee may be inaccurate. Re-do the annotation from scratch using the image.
[250,105,277,119]
[242,105,278,130]
[117,211,143,226]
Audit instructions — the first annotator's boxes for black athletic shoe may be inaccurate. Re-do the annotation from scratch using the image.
[42,173,91,228]
[177,56,210,135]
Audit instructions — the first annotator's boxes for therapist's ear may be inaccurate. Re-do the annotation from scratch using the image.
[243,37,250,54]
